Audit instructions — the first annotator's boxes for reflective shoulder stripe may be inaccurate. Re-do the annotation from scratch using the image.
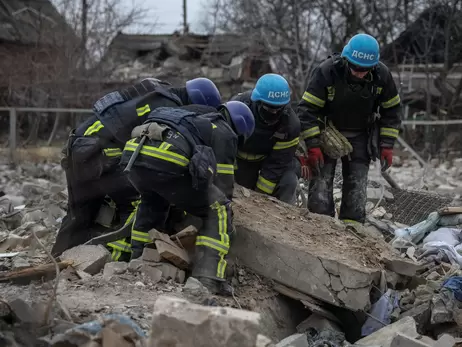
[123,141,190,167]
[256,175,276,194]
[302,91,325,108]
[273,137,299,150]
[381,94,401,108]
[217,163,234,174]
[84,120,104,136]
[136,104,151,117]
[380,127,399,138]
[301,126,321,140]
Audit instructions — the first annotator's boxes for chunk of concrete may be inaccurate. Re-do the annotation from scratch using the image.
[142,264,163,284]
[229,192,384,311]
[103,262,128,280]
[61,245,110,275]
[435,334,456,347]
[390,333,432,347]
[155,239,190,270]
[276,333,308,347]
[142,246,162,263]
[400,303,430,334]
[128,259,143,272]
[384,258,424,277]
[8,298,41,324]
[356,317,418,347]
[176,270,186,284]
[148,296,262,347]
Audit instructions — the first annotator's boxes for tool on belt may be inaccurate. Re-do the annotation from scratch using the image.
[123,122,169,173]
[319,120,354,159]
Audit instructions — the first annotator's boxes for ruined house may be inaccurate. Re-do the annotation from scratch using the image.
[103,31,273,99]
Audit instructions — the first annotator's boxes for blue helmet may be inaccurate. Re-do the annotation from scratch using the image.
[221,101,255,141]
[185,78,221,107]
[250,73,291,107]
[341,34,380,68]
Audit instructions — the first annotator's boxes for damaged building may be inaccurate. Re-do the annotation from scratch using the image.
[102,31,273,99]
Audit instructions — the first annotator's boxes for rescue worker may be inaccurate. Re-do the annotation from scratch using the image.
[52,78,222,258]
[297,33,402,225]
[120,101,255,293]
[231,74,301,204]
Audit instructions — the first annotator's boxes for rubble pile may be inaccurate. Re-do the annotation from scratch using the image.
[3,157,462,346]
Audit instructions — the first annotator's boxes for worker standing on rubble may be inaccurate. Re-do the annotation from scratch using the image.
[230,74,301,204]
[52,78,222,259]
[297,33,402,225]
[120,101,255,294]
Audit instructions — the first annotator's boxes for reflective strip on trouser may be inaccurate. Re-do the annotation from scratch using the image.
[273,137,299,150]
[302,91,325,108]
[217,163,234,175]
[236,150,266,162]
[107,200,139,261]
[256,175,276,194]
[342,219,362,226]
[84,120,104,136]
[379,127,399,139]
[301,126,321,140]
[381,94,401,108]
[124,139,189,167]
[195,201,231,280]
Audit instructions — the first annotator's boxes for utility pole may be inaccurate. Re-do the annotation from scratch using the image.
[81,0,88,70]
[182,0,189,34]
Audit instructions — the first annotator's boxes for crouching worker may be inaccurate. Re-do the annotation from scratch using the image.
[231,74,301,204]
[120,101,255,294]
[52,77,222,259]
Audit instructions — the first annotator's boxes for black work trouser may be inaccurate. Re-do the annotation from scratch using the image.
[128,165,233,282]
[52,154,138,256]
[235,158,299,205]
[308,132,370,224]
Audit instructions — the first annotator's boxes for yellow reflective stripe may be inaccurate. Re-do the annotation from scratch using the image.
[301,126,321,139]
[302,91,325,108]
[212,123,217,129]
[136,104,151,117]
[377,87,383,94]
[159,142,172,150]
[107,240,132,252]
[196,236,229,253]
[103,147,123,157]
[256,175,276,194]
[237,150,266,161]
[342,219,361,226]
[381,95,401,108]
[131,229,151,243]
[84,120,104,136]
[124,143,190,167]
[217,163,234,175]
[380,127,399,138]
[273,137,299,150]
[217,252,227,279]
[111,249,122,261]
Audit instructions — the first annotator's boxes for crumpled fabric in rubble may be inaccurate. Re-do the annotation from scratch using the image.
[443,276,462,302]
[423,227,462,247]
[393,211,440,246]
[420,241,462,267]
[49,314,146,347]
[361,289,399,337]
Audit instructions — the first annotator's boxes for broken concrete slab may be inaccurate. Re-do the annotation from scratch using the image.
[384,258,426,277]
[103,262,128,280]
[148,295,263,347]
[400,303,431,334]
[142,247,162,263]
[390,333,432,347]
[434,334,456,347]
[60,245,110,275]
[229,190,394,311]
[275,333,308,347]
[142,264,163,284]
[356,317,418,347]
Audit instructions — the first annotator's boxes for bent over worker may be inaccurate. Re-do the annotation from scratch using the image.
[297,33,402,225]
[231,73,301,204]
[120,101,255,293]
[52,78,222,258]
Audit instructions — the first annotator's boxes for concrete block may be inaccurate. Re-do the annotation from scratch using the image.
[155,239,190,270]
[148,296,262,347]
[142,264,163,284]
[128,259,143,272]
[435,334,456,347]
[390,333,432,347]
[356,317,418,347]
[159,262,179,280]
[142,247,162,263]
[276,333,309,347]
[103,262,128,280]
[384,258,425,277]
[176,270,186,284]
[61,245,110,275]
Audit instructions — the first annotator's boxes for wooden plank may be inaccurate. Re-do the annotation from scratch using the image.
[0,260,73,284]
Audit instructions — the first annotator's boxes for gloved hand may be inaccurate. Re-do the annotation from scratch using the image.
[306,147,324,177]
[380,148,393,172]
[297,155,312,180]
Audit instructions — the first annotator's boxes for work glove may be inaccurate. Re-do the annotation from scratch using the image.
[306,147,324,177]
[297,155,312,180]
[380,148,393,172]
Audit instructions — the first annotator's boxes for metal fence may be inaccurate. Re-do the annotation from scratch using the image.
[3,106,462,164]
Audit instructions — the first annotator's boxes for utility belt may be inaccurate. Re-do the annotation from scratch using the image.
[126,121,217,191]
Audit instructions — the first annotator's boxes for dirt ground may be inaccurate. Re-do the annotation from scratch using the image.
[233,187,398,271]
